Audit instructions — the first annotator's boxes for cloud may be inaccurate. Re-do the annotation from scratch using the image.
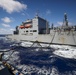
[0,28,7,34]
[0,28,15,34]
[46,10,51,15]
[68,22,72,25]
[0,28,13,34]
[0,28,6,31]
[1,17,12,23]
[21,13,25,16]
[57,22,63,26]
[0,0,27,14]
[2,23,10,27]
[10,28,15,31]
[21,12,30,17]
[57,21,72,26]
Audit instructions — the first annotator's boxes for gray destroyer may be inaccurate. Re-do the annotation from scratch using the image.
[7,13,76,46]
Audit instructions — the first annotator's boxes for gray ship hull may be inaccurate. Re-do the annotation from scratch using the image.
[7,31,76,46]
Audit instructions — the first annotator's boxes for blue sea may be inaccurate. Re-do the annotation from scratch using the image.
[0,35,76,75]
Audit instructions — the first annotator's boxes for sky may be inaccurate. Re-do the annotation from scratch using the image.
[0,0,76,34]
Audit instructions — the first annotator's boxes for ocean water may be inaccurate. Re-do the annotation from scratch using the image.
[0,36,76,75]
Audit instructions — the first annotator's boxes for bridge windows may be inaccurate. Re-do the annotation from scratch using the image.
[26,30,28,32]
[33,30,37,32]
[30,30,37,32]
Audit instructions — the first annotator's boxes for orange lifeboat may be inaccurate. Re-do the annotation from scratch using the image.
[19,25,25,29]
[25,24,32,28]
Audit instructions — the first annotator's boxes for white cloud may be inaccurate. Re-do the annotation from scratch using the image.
[21,12,30,17]
[57,22,63,26]
[46,10,51,15]
[57,21,72,26]
[1,17,12,23]
[10,28,15,31]
[0,28,6,31]
[21,13,25,16]
[68,22,72,25]
[0,28,13,34]
[2,23,10,27]
[0,0,27,14]
[0,28,7,34]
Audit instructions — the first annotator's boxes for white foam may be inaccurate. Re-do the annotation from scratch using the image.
[53,46,76,59]
[20,42,33,47]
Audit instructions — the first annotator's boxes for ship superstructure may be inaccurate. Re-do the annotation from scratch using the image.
[7,14,76,46]
[14,15,49,35]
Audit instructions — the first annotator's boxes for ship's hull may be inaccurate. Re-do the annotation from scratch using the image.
[7,31,76,46]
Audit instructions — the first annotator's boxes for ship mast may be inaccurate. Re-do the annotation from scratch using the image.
[36,10,39,17]
[64,13,68,26]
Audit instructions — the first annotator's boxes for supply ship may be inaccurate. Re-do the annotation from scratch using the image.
[7,13,76,46]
